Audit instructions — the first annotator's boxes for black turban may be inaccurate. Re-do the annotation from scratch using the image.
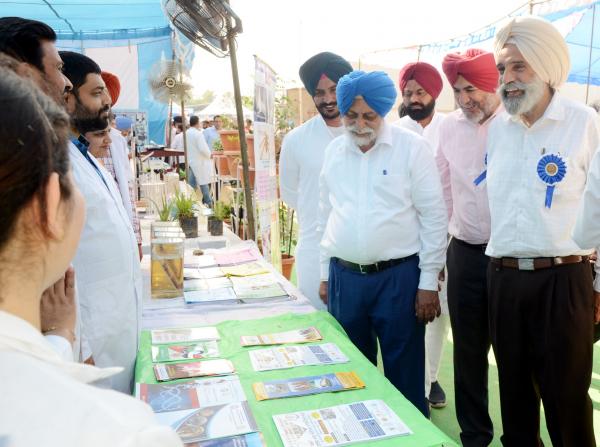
[299,52,353,97]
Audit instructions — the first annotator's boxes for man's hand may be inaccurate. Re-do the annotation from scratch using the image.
[437,269,445,291]
[415,289,441,324]
[40,267,76,344]
[594,291,600,324]
[319,281,328,305]
[138,243,143,261]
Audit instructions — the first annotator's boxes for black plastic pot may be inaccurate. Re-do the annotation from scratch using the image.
[179,215,198,238]
[207,216,223,236]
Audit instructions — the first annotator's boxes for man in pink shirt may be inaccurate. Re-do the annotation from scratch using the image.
[436,49,502,447]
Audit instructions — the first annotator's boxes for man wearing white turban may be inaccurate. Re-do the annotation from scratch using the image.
[486,16,599,445]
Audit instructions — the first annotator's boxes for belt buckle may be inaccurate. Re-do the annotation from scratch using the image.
[517,258,535,270]
[359,264,366,274]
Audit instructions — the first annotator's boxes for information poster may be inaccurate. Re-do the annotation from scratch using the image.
[253,56,282,272]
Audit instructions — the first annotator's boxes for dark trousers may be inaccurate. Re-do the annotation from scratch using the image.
[488,261,595,447]
[447,238,493,447]
[328,256,428,416]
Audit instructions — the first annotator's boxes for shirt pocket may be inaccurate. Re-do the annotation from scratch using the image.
[372,174,408,208]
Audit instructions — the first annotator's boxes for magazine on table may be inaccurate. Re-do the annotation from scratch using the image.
[136,376,247,413]
[230,274,287,301]
[184,287,238,304]
[253,372,365,401]
[273,400,412,447]
[240,327,322,347]
[154,359,235,381]
[151,341,220,362]
[151,326,220,344]
[184,254,217,269]
[220,262,270,277]
[214,249,260,266]
[184,266,225,280]
[185,277,233,291]
[158,401,258,444]
[248,343,349,372]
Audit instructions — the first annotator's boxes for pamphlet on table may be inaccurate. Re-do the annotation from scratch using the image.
[151,326,220,344]
[152,341,220,362]
[253,372,365,401]
[248,343,349,372]
[154,359,235,381]
[241,327,322,346]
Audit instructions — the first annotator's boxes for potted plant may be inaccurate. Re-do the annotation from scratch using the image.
[279,201,297,280]
[211,139,230,176]
[207,200,230,236]
[173,191,198,238]
[150,195,174,222]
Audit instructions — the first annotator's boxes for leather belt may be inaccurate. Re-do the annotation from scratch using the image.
[452,237,488,251]
[490,255,589,271]
[334,254,417,275]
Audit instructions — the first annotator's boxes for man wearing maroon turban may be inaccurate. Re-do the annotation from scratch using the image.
[394,61,449,411]
[436,48,502,447]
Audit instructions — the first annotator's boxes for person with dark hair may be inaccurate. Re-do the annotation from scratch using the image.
[61,50,142,394]
[0,67,182,447]
[184,115,214,206]
[203,114,223,149]
[0,16,72,104]
[279,52,352,310]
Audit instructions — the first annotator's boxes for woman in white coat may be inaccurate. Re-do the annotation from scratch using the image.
[0,69,182,446]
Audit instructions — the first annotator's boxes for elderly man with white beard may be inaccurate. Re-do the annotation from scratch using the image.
[486,16,600,445]
[317,70,448,417]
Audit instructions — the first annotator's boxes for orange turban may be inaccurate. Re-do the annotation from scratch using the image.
[101,71,120,106]
[399,62,443,99]
[442,49,499,93]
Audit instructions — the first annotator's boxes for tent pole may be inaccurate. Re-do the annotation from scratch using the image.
[585,3,596,104]
[227,23,256,241]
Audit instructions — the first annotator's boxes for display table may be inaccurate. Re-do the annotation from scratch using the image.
[135,311,457,447]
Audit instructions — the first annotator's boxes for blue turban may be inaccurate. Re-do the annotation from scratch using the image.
[336,71,397,117]
[115,116,133,131]
[299,52,353,96]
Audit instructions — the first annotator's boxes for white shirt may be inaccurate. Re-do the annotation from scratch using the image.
[393,112,446,156]
[187,127,214,185]
[574,149,600,250]
[172,131,183,150]
[69,142,142,393]
[279,115,344,309]
[485,93,600,289]
[0,311,182,447]
[318,122,448,291]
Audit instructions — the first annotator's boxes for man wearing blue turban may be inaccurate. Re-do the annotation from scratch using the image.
[279,52,352,309]
[316,70,448,416]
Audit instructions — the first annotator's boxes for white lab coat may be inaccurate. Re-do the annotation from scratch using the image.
[279,115,345,310]
[0,311,183,447]
[69,141,142,393]
[109,127,136,225]
[187,127,214,185]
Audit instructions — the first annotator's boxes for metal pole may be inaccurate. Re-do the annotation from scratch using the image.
[227,28,256,241]
[179,59,190,183]
[585,4,596,104]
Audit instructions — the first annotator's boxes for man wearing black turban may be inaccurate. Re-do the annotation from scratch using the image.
[279,52,352,309]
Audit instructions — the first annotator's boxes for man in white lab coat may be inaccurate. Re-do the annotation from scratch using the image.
[61,51,142,393]
[186,115,214,205]
[279,52,353,309]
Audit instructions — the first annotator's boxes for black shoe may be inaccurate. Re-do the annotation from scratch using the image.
[428,381,447,409]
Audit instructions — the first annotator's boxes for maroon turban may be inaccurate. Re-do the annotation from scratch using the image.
[101,71,120,106]
[398,62,443,99]
[441,48,499,93]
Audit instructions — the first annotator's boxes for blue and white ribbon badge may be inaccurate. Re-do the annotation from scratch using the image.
[473,152,487,186]
[537,153,567,208]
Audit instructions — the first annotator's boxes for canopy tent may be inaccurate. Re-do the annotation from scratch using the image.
[197,95,253,120]
[0,0,194,145]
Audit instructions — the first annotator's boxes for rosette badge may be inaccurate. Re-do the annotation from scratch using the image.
[537,153,567,208]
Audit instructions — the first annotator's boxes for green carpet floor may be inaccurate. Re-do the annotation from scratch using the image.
[289,264,600,444]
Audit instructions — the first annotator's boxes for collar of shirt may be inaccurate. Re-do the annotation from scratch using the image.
[506,91,564,128]
[70,134,90,157]
[0,310,122,383]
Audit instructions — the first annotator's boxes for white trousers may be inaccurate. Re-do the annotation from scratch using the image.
[425,278,450,396]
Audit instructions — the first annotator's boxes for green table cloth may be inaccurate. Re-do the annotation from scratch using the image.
[135,311,457,447]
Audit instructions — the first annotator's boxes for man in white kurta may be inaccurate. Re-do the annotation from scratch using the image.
[62,51,142,393]
[279,52,352,309]
[187,115,215,205]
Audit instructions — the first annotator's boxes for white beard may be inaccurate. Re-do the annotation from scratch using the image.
[345,124,377,148]
[499,76,547,116]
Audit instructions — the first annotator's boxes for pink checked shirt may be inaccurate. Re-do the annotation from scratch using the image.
[435,105,503,245]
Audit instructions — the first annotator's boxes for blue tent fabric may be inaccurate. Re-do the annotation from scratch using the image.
[0,0,194,145]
